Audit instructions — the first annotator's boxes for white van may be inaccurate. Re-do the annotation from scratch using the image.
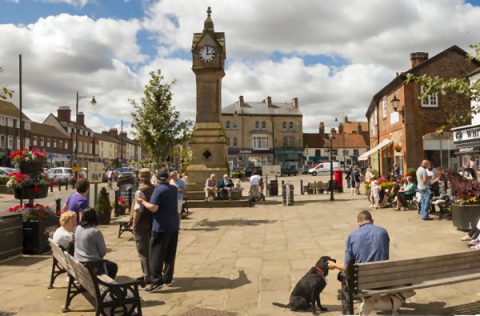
[308,162,340,176]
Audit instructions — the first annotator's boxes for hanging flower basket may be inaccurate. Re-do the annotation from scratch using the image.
[394,144,402,152]
[19,159,44,174]
[9,148,47,174]
[14,186,48,200]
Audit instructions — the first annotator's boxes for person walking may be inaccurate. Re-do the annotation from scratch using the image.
[416,160,433,220]
[131,168,155,285]
[63,179,90,224]
[137,170,179,292]
[350,167,361,195]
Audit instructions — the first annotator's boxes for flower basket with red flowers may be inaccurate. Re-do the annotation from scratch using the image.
[4,203,55,221]
[9,148,47,174]
[7,172,50,199]
[113,196,128,216]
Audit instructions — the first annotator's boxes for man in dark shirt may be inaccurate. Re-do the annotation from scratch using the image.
[137,169,179,292]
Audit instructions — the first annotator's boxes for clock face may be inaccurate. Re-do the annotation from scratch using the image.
[199,46,216,63]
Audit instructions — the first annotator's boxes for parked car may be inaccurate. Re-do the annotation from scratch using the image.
[308,162,341,176]
[0,167,17,175]
[117,171,137,187]
[281,166,298,176]
[46,167,73,184]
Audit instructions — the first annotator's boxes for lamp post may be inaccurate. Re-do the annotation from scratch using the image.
[329,133,334,201]
[335,117,346,169]
[74,92,96,180]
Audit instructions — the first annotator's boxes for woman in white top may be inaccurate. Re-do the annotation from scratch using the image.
[52,211,76,252]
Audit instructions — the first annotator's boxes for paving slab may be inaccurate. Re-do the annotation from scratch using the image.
[1,184,480,315]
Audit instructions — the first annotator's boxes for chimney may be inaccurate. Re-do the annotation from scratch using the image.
[77,112,85,126]
[338,122,344,134]
[102,128,118,137]
[319,122,325,135]
[343,115,348,123]
[292,97,298,109]
[57,106,71,122]
[239,95,245,107]
[410,52,428,68]
[356,123,362,134]
[266,96,272,107]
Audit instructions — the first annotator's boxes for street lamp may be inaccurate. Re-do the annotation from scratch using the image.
[329,133,335,201]
[391,95,404,123]
[335,117,346,169]
[74,92,96,180]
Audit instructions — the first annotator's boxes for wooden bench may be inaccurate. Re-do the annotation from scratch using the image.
[304,182,328,194]
[48,238,69,289]
[63,251,143,315]
[338,250,480,315]
[114,216,133,239]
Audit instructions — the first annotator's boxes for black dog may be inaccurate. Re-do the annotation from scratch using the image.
[273,256,335,314]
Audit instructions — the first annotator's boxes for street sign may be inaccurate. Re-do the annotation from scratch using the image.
[72,166,81,172]
[88,162,103,183]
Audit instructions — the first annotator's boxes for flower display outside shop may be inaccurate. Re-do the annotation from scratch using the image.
[3,204,55,221]
[7,172,51,190]
[9,148,47,165]
[448,171,480,205]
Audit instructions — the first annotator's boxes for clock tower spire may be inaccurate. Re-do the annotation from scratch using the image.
[186,7,229,192]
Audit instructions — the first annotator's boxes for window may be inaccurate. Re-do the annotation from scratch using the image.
[382,96,387,119]
[24,121,30,130]
[331,149,338,155]
[421,86,438,107]
[89,143,92,154]
[46,138,51,148]
[261,121,266,129]
[353,149,359,156]
[53,139,57,148]
[59,140,63,149]
[16,137,19,149]
[15,120,19,128]
[7,136,13,149]
[283,136,295,147]
[255,121,260,129]
[282,121,287,130]
[39,137,44,147]
[0,117,5,126]
[233,137,238,147]
[65,141,68,149]
[225,120,231,129]
[25,137,30,148]
[33,136,37,146]
[7,118,13,127]
[0,135,5,148]
[289,121,294,130]
[252,135,269,149]
[315,149,321,156]
[232,121,237,129]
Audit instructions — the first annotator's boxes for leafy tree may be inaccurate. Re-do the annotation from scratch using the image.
[130,70,192,167]
[405,44,480,129]
[0,67,13,100]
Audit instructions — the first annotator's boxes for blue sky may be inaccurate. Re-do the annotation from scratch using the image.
[1,0,480,133]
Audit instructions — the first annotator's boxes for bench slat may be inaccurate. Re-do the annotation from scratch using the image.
[356,272,480,298]
[48,239,69,269]
[64,253,97,297]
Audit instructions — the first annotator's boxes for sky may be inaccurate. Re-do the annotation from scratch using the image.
[1,0,480,135]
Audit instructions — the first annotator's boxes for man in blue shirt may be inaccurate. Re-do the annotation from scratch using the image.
[344,210,389,265]
[137,169,179,292]
[170,171,187,219]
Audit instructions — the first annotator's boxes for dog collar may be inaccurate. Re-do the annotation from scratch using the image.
[314,266,325,275]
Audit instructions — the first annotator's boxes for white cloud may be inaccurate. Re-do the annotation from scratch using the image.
[2,0,480,135]
[40,0,91,7]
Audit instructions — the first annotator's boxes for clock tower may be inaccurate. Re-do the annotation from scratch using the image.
[186,7,229,191]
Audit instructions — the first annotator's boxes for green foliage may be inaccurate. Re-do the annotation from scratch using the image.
[0,67,13,100]
[405,43,480,130]
[96,187,112,215]
[130,70,193,165]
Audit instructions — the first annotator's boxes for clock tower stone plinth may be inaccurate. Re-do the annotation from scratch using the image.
[186,7,229,192]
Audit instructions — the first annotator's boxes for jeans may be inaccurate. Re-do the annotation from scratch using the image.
[420,189,431,219]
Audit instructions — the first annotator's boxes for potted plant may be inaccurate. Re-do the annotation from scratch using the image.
[3,204,58,254]
[7,172,50,199]
[449,172,480,230]
[96,187,112,225]
[114,196,128,217]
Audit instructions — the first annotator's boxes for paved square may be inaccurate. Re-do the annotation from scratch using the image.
[1,189,480,315]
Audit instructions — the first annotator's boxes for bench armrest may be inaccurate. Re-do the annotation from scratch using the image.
[96,276,144,289]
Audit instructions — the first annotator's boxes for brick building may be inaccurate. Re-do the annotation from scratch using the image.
[363,46,480,176]
[303,117,369,166]
[221,96,303,169]
[0,100,32,166]
[30,122,71,167]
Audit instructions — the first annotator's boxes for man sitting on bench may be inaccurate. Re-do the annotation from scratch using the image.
[204,174,218,202]
[219,174,234,200]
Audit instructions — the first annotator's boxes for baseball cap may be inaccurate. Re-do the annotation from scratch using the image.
[156,169,169,182]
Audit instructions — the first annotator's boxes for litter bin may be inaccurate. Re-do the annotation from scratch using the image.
[269,180,278,196]
[282,184,294,206]
[334,170,343,193]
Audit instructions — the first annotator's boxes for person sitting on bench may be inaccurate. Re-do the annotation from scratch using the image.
[395,176,416,211]
[74,209,118,279]
[52,211,76,254]
[219,174,234,200]
[204,174,217,202]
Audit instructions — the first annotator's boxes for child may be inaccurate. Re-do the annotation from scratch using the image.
[370,180,381,209]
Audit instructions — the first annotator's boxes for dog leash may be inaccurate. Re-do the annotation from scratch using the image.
[314,266,325,275]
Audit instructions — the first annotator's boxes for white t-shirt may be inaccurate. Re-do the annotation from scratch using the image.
[53,226,73,250]
[416,166,430,191]
[250,175,261,186]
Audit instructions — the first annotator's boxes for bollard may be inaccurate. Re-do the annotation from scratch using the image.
[58,181,61,192]
[55,198,62,215]
[114,190,120,217]
[300,180,304,195]
[50,184,53,193]
[128,187,133,211]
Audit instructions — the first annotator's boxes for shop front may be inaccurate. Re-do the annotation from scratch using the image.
[452,124,480,170]
[275,148,304,168]
[227,148,274,169]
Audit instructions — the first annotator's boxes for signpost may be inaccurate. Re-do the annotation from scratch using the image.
[88,162,104,209]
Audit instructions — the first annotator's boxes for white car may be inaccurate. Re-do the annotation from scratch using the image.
[308,162,340,176]
[46,167,73,184]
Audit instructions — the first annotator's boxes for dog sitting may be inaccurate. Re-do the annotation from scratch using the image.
[359,290,416,316]
[273,256,336,314]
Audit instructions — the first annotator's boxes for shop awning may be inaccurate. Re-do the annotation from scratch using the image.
[358,139,392,161]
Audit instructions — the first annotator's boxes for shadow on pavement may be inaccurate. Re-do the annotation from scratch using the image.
[397,301,447,315]
[293,198,362,205]
[160,270,250,294]
[142,300,166,308]
[196,219,276,228]
[0,312,16,316]
[445,300,480,315]
[1,255,49,266]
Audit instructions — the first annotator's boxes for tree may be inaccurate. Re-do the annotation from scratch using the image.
[405,44,480,129]
[0,67,13,100]
[130,70,192,167]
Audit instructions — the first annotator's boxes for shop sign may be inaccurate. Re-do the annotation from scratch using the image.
[239,149,252,154]
[453,126,480,143]
[459,147,474,153]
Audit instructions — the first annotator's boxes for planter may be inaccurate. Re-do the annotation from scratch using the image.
[0,213,23,261]
[19,159,44,174]
[14,186,48,200]
[452,204,480,230]
[22,215,58,254]
[115,207,127,217]
[98,211,112,225]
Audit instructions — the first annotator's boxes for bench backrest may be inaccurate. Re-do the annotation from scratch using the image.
[48,238,68,270]
[315,182,324,189]
[64,252,98,298]
[353,251,480,291]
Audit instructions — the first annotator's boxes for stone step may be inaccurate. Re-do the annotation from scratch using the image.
[187,199,250,208]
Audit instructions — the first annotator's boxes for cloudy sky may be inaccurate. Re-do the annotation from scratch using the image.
[1,0,480,135]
